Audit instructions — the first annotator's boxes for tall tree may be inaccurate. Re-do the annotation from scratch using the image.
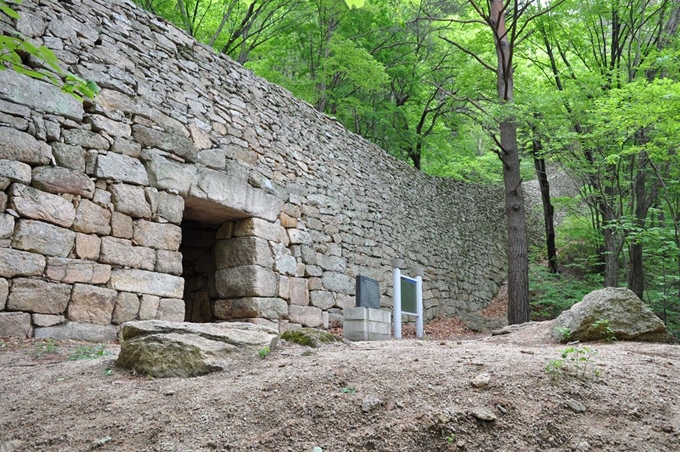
[440,0,564,324]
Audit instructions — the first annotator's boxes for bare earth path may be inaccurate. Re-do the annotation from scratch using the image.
[1,322,679,452]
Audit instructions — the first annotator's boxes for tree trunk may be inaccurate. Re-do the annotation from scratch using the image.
[491,0,530,324]
[534,155,558,273]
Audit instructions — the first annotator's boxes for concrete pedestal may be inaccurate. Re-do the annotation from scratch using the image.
[343,307,391,341]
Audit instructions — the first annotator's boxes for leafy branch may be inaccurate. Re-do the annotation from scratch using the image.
[0,0,99,100]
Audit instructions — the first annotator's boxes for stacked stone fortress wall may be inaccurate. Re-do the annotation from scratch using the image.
[0,0,507,339]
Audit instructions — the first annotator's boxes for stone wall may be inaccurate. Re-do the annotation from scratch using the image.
[0,0,507,340]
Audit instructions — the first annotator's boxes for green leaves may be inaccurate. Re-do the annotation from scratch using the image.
[343,0,364,8]
[0,0,99,100]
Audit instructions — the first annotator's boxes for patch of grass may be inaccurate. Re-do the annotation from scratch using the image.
[592,319,617,342]
[258,346,270,359]
[340,386,356,394]
[29,338,58,356]
[545,346,600,381]
[68,344,109,361]
[555,327,572,342]
[529,264,599,321]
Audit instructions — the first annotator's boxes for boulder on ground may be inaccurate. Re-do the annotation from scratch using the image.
[280,328,341,348]
[552,287,673,343]
[116,320,279,377]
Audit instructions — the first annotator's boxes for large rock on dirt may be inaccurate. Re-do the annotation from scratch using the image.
[117,320,279,378]
[552,287,673,342]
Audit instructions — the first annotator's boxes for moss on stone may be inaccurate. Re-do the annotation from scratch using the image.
[280,328,340,348]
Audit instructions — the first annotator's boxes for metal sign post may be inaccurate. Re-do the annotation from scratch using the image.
[391,259,424,339]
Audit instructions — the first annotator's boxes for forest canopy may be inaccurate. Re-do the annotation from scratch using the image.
[134,0,680,332]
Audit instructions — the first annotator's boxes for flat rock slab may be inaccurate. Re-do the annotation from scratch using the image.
[117,320,279,378]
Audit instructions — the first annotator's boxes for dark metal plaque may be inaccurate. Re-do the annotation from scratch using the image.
[356,275,380,309]
[401,277,417,314]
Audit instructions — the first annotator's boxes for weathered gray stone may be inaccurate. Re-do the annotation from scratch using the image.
[275,255,297,276]
[215,237,273,269]
[68,284,117,325]
[12,219,76,257]
[96,152,149,185]
[215,265,277,298]
[138,294,160,320]
[155,298,185,322]
[362,395,383,413]
[51,143,86,172]
[289,278,309,306]
[110,269,184,298]
[0,248,46,278]
[233,217,286,242]
[0,70,84,120]
[100,237,156,271]
[62,128,110,150]
[6,278,71,314]
[75,233,101,260]
[187,166,283,223]
[132,124,197,162]
[109,183,152,219]
[0,312,32,338]
[112,292,140,324]
[10,183,76,227]
[317,255,347,272]
[133,220,181,251]
[32,313,65,327]
[0,214,15,239]
[45,257,111,284]
[0,277,7,310]
[321,272,355,295]
[142,149,196,196]
[117,321,278,378]
[34,321,118,342]
[155,250,183,275]
[111,212,134,238]
[288,305,324,328]
[156,191,184,224]
[552,287,673,342]
[16,13,47,37]
[0,159,31,184]
[86,114,132,137]
[112,136,142,157]
[73,199,112,235]
[288,229,311,245]
[0,126,52,164]
[310,291,335,310]
[32,166,95,199]
[214,297,288,320]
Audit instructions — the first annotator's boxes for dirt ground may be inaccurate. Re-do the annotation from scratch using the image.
[1,319,679,452]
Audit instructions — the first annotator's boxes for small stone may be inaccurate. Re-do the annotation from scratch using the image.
[470,406,496,422]
[32,166,95,199]
[112,292,140,324]
[6,278,71,314]
[73,199,112,235]
[0,312,32,338]
[138,294,160,320]
[12,219,76,257]
[133,220,181,251]
[75,233,101,260]
[32,313,65,327]
[110,183,152,219]
[362,395,383,413]
[9,183,76,228]
[96,152,149,185]
[565,399,586,413]
[471,373,491,388]
[68,284,117,325]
